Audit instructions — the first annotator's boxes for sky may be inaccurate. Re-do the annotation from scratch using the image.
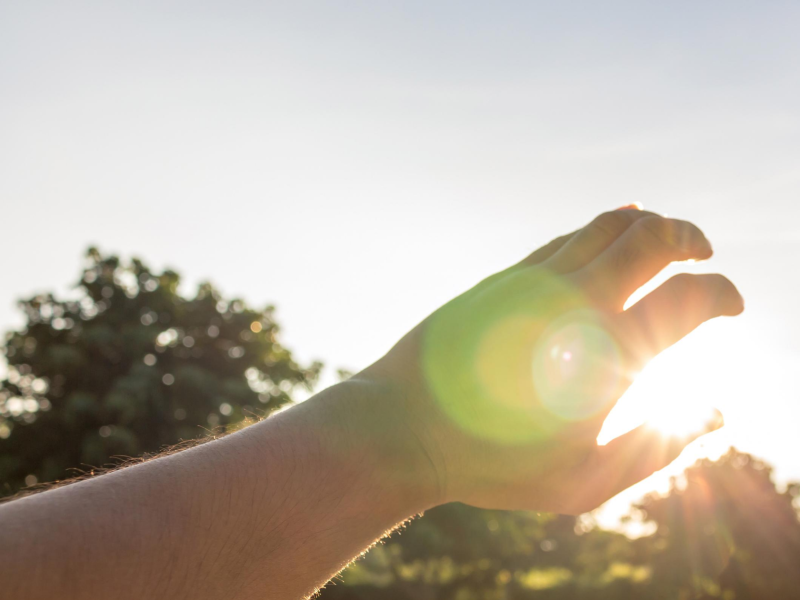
[1,1,799,528]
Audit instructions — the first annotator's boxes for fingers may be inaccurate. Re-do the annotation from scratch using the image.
[560,413,723,514]
[616,273,744,367]
[518,231,578,267]
[579,216,714,309]
[590,412,724,502]
[543,207,661,273]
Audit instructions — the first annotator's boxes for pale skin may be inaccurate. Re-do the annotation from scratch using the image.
[0,208,744,599]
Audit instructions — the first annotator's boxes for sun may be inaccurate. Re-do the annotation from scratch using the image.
[598,334,724,445]
[593,330,735,533]
[643,403,722,439]
[591,264,755,533]
[598,261,735,446]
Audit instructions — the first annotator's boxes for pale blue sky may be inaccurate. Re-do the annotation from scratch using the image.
[2,1,799,521]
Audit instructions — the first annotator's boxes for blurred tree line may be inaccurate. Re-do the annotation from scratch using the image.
[321,449,800,600]
[2,250,799,599]
[0,248,320,493]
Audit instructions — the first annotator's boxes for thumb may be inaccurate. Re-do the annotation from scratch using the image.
[592,410,724,500]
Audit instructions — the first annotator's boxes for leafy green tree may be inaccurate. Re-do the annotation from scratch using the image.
[0,248,320,496]
[321,504,649,599]
[636,448,800,600]
[3,250,799,600]
[322,449,800,600]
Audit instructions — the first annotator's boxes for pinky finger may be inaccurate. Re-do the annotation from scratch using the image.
[559,413,723,514]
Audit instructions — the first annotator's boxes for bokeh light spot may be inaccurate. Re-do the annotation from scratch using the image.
[422,268,591,444]
[533,313,623,422]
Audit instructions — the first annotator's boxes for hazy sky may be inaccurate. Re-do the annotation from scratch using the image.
[2,1,799,525]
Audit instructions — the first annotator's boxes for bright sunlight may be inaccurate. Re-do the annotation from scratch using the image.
[591,258,755,535]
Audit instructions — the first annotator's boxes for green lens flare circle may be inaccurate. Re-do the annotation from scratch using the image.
[532,313,623,422]
[421,270,611,444]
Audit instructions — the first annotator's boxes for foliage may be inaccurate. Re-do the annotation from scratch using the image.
[636,449,800,599]
[321,450,800,600]
[0,248,320,496]
[2,250,799,599]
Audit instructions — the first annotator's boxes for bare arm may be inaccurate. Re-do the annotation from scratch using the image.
[0,379,439,599]
[0,209,743,599]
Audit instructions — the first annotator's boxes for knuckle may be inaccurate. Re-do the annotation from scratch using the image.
[634,217,703,252]
[669,272,698,293]
[590,210,637,238]
[669,273,734,308]
[695,273,730,297]
[608,242,644,274]
[671,271,697,288]
[522,232,572,266]
[665,273,699,303]
[573,271,618,308]
[633,216,673,247]
[704,273,731,288]
[539,233,569,255]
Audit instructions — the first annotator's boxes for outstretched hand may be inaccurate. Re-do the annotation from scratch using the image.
[0,208,745,600]
[364,207,743,514]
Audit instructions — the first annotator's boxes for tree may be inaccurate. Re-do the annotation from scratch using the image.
[320,504,650,599]
[3,250,799,599]
[321,449,800,600]
[0,248,320,497]
[636,448,800,600]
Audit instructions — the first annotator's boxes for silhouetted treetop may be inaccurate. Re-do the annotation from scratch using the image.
[0,248,321,496]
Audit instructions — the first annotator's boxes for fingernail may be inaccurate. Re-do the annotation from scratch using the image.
[615,202,643,211]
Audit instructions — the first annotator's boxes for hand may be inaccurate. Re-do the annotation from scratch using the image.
[364,208,743,514]
[0,208,744,600]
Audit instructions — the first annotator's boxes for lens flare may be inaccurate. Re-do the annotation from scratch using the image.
[422,268,588,444]
[646,405,722,439]
[533,312,624,421]
[422,269,623,444]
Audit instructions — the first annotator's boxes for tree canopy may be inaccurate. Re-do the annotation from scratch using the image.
[0,248,320,496]
[1,249,798,599]
[320,448,800,600]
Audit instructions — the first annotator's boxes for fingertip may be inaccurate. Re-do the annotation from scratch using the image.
[683,223,713,259]
[720,281,745,316]
[729,295,745,316]
[697,238,714,260]
[699,273,743,317]
[615,202,643,211]
[734,288,745,315]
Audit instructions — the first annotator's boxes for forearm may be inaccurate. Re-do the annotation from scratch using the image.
[0,378,438,600]
[0,209,743,599]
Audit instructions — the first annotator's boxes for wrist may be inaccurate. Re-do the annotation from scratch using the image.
[318,377,445,513]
